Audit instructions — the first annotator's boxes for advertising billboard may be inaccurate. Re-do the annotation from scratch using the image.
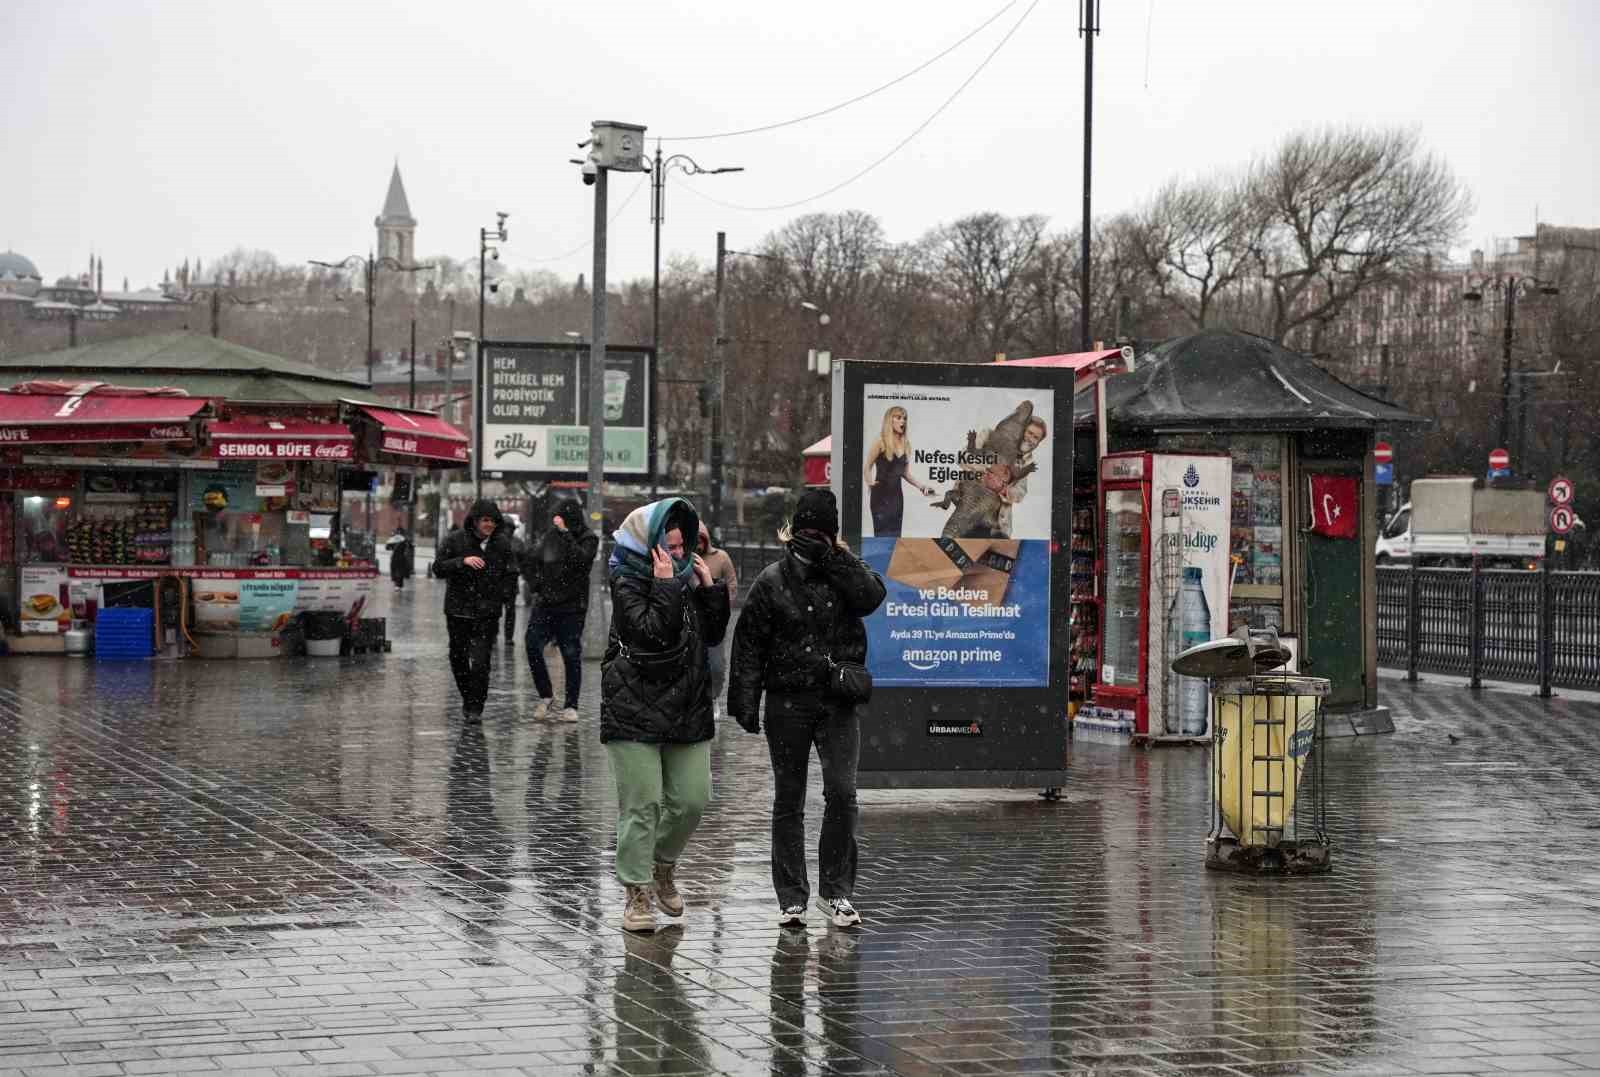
[478,341,654,481]
[835,360,1072,789]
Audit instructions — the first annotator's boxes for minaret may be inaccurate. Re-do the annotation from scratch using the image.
[375,162,418,284]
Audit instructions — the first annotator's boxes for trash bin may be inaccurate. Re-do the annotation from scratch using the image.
[1171,628,1331,875]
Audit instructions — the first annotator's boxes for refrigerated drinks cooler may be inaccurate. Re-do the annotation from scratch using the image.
[1095,451,1233,741]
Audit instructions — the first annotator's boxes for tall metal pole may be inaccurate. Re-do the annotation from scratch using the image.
[1499,278,1516,463]
[439,297,456,551]
[365,254,376,539]
[1079,0,1098,352]
[408,317,417,540]
[210,291,221,338]
[710,231,727,537]
[651,147,664,500]
[583,167,611,657]
[475,235,487,498]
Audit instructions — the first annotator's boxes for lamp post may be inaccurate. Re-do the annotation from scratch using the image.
[309,252,434,383]
[310,251,433,548]
[573,120,650,657]
[651,147,742,499]
[1464,274,1560,475]
[476,214,510,498]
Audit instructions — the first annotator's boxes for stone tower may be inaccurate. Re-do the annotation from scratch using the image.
[375,163,417,274]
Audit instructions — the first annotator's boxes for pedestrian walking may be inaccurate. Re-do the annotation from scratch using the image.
[523,497,599,722]
[728,489,886,928]
[602,497,731,933]
[502,522,527,645]
[386,527,414,590]
[696,522,738,714]
[430,499,517,721]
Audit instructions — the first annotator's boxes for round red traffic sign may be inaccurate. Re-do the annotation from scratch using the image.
[1373,441,1393,465]
[1489,447,1510,470]
[1551,505,1576,535]
[1548,475,1574,506]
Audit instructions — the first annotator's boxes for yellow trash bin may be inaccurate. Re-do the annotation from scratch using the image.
[1211,674,1327,847]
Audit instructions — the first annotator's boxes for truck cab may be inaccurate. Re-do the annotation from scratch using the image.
[1375,503,1411,563]
[1375,477,1544,568]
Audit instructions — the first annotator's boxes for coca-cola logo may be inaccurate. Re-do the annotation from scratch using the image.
[314,443,351,459]
[148,425,187,439]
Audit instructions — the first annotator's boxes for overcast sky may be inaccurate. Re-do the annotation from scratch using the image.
[4,0,1596,294]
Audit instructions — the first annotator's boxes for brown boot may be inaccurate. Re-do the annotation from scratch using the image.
[622,884,656,933]
[653,860,684,917]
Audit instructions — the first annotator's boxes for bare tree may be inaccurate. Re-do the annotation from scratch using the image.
[1246,127,1473,348]
[925,212,1047,360]
[1132,177,1261,329]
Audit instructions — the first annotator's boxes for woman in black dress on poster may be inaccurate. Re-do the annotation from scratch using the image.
[862,406,935,537]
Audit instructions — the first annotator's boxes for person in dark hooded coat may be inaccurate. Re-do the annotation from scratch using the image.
[522,497,599,721]
[601,497,730,932]
[728,488,885,929]
[430,499,517,719]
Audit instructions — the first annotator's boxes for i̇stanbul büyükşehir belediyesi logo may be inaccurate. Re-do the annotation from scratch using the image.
[1184,463,1200,488]
[493,433,538,460]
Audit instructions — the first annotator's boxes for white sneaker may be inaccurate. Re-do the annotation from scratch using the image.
[531,698,553,721]
[559,706,579,723]
[816,896,861,927]
[777,904,806,927]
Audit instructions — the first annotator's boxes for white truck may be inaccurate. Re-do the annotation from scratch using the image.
[1376,477,1546,568]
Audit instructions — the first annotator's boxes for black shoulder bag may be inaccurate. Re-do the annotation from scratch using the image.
[826,659,873,705]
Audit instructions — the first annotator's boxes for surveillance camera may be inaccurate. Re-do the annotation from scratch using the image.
[581,159,598,186]
[488,281,500,295]
[491,250,500,261]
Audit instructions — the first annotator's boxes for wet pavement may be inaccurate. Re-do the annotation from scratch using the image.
[4,580,1600,1076]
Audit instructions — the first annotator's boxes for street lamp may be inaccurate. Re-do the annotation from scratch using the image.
[573,120,651,656]
[474,214,510,497]
[308,252,434,383]
[1463,274,1560,476]
[650,148,742,499]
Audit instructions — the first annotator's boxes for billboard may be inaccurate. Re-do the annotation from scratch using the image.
[835,360,1072,789]
[478,341,654,480]
[859,381,1054,687]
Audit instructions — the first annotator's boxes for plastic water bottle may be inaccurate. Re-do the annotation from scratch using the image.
[1164,566,1209,736]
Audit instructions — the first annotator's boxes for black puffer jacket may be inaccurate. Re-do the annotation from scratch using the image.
[728,544,886,722]
[430,500,518,619]
[601,575,731,744]
[523,500,600,613]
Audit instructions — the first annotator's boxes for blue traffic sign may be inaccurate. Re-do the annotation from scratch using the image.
[1375,462,1394,486]
[1488,466,1512,481]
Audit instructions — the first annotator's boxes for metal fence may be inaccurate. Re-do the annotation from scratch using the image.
[1376,564,1600,693]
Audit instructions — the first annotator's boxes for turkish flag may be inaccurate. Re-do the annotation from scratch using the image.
[1309,475,1359,539]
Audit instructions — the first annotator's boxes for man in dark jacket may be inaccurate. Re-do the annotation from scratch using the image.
[728,489,886,928]
[431,499,517,720]
[522,497,600,721]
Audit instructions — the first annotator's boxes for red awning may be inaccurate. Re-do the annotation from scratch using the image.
[207,418,356,461]
[354,405,469,465]
[0,391,205,445]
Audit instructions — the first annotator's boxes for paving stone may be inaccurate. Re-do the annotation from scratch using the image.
[3,589,1600,1075]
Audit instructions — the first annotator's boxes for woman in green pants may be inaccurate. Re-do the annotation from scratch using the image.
[601,498,731,932]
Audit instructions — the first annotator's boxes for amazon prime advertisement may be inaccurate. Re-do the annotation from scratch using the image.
[478,341,653,481]
[836,360,1071,789]
[860,382,1055,686]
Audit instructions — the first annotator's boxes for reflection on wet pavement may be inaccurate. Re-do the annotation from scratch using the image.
[3,580,1600,1075]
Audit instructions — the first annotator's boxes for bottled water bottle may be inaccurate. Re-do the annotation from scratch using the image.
[1175,566,1210,735]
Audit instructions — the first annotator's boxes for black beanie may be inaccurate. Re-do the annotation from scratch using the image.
[792,489,838,539]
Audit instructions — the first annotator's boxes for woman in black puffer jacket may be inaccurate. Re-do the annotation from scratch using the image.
[728,489,886,929]
[602,497,730,933]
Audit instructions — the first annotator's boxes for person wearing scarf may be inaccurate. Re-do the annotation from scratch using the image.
[601,497,730,932]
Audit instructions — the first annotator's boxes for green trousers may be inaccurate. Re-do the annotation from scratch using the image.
[605,740,713,886]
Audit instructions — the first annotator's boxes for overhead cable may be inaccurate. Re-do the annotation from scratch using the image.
[656,1,1017,142]
[674,0,1040,214]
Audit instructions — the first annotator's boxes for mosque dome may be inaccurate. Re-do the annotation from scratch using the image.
[0,250,42,282]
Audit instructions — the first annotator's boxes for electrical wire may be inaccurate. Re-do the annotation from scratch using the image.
[674,0,1040,214]
[499,175,650,266]
[656,1,1017,142]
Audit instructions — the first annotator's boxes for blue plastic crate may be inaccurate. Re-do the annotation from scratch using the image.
[93,609,156,660]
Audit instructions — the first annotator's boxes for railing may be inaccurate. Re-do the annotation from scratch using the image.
[1376,564,1600,694]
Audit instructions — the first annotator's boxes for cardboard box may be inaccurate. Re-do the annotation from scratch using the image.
[886,538,1020,608]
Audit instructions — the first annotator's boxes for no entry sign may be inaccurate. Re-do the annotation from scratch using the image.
[1548,475,1574,506]
[1373,441,1393,465]
[1489,448,1510,471]
[1550,505,1576,535]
